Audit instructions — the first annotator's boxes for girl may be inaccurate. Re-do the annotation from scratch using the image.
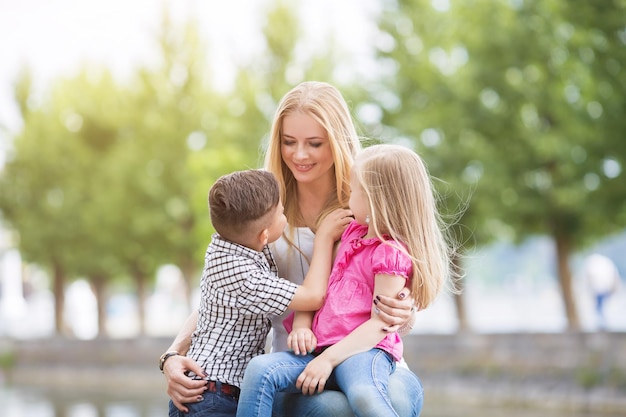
[236,144,452,417]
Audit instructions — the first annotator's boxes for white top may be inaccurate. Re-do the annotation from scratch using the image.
[268,226,314,352]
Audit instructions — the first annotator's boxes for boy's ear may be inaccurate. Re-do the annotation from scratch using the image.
[259,228,269,246]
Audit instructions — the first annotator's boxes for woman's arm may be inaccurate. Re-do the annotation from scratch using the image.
[295,272,407,395]
[165,309,197,356]
[162,310,208,413]
[396,309,417,336]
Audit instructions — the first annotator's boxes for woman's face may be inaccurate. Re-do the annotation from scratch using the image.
[280,111,334,186]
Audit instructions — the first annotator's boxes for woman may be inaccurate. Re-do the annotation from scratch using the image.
[162,81,422,416]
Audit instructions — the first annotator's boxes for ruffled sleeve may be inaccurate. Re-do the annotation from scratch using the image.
[371,241,412,280]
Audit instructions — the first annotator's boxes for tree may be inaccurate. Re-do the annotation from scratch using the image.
[375,0,626,331]
[0,68,131,336]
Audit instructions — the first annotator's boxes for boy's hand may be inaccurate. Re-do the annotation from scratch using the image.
[288,327,317,355]
[316,208,353,243]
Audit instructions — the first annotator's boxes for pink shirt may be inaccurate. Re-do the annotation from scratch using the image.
[300,221,412,361]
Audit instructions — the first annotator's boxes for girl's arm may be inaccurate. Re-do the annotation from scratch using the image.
[287,311,316,355]
[295,272,407,395]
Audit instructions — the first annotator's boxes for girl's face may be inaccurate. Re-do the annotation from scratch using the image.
[280,111,334,186]
[348,168,369,226]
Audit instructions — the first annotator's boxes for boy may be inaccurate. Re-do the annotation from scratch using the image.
[165,169,351,417]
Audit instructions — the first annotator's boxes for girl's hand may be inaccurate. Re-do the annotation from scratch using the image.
[316,208,353,243]
[373,288,416,332]
[296,356,333,395]
[287,327,317,356]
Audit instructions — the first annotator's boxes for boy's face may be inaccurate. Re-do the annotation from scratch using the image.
[266,201,287,243]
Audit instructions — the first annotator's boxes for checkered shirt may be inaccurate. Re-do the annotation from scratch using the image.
[187,234,298,387]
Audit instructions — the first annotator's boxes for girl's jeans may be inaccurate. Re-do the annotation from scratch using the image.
[237,348,401,417]
[271,365,423,417]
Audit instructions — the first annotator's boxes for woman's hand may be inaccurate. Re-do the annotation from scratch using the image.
[373,288,416,333]
[288,327,317,356]
[163,355,207,412]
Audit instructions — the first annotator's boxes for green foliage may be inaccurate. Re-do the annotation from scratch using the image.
[374,0,626,329]
[0,17,254,333]
[0,342,16,372]
[0,3,358,335]
[375,0,626,250]
[15,0,625,334]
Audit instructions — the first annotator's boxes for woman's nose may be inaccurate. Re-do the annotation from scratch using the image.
[294,144,308,159]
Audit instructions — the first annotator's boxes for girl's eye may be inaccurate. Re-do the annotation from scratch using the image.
[310,142,322,148]
[282,139,295,146]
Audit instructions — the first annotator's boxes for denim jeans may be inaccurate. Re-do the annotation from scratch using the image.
[169,391,238,417]
[237,348,402,417]
[271,366,423,417]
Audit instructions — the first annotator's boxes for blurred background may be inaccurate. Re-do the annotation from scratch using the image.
[0,0,625,416]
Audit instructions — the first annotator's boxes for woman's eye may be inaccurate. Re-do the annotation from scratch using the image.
[310,142,322,148]
[282,139,295,146]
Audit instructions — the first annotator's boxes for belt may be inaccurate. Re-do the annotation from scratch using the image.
[206,380,240,400]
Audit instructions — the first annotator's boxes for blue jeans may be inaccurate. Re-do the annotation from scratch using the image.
[169,391,237,417]
[237,348,401,417]
[271,366,423,417]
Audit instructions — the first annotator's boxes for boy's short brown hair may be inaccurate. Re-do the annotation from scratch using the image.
[209,169,280,241]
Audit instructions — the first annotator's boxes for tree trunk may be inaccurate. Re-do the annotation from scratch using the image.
[452,252,469,332]
[52,261,68,336]
[91,274,108,337]
[134,269,147,336]
[180,258,197,312]
[554,233,580,331]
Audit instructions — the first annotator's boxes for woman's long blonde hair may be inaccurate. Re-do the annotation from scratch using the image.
[353,144,453,309]
[264,81,362,230]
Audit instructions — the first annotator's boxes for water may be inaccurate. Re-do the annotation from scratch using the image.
[0,386,622,417]
[0,386,169,417]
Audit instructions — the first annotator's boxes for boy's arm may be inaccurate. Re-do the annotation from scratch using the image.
[295,272,407,395]
[288,230,343,355]
[288,209,352,311]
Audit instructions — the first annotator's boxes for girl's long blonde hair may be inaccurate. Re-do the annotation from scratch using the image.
[353,144,453,309]
[264,81,362,231]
